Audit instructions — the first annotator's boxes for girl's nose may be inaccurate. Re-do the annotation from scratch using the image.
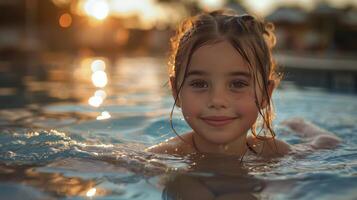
[207,87,228,109]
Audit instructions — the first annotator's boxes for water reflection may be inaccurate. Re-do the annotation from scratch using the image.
[88,95,103,107]
[91,71,108,88]
[90,58,108,88]
[75,57,109,108]
[114,58,166,97]
[163,173,263,200]
[88,89,107,107]
[86,187,97,197]
[94,90,107,99]
[0,164,104,198]
[162,155,265,200]
[91,59,106,72]
[96,111,111,120]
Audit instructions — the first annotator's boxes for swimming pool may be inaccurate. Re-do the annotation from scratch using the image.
[0,57,356,199]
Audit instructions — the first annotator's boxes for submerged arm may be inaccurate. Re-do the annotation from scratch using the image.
[281,117,341,149]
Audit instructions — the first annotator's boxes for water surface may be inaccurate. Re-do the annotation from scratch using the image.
[0,57,356,199]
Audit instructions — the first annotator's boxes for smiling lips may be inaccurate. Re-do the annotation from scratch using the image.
[200,116,237,127]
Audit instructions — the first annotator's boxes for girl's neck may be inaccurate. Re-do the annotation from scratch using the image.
[192,132,248,156]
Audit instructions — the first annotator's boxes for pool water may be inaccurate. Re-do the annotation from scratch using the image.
[0,57,356,199]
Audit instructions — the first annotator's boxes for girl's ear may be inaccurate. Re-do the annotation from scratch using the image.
[170,76,181,108]
[261,80,275,109]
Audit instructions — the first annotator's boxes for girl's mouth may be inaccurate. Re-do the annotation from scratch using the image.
[200,116,236,127]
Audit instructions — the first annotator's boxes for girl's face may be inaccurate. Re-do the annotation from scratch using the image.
[175,40,269,144]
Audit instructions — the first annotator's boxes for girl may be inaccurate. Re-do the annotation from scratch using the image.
[147,10,340,159]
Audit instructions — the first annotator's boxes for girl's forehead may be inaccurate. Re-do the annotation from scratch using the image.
[188,40,250,73]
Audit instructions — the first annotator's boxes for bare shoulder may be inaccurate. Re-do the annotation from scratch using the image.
[145,132,195,155]
[247,136,291,158]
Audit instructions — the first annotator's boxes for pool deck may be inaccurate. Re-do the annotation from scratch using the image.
[275,53,357,71]
[275,52,357,93]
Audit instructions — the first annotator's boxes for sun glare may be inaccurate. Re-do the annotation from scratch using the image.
[84,0,109,20]
[110,0,149,16]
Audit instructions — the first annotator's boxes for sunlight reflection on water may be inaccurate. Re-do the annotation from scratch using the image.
[0,57,356,199]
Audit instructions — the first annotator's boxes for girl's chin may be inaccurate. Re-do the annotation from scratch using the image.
[201,135,240,145]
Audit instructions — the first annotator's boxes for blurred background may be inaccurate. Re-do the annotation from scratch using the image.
[0,0,356,109]
[0,2,356,199]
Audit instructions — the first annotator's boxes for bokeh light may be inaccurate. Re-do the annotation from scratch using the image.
[94,90,107,99]
[88,96,103,107]
[88,90,107,107]
[59,13,72,28]
[84,0,109,20]
[91,71,108,88]
[91,59,106,72]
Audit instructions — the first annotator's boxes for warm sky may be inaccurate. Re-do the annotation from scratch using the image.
[200,0,357,16]
[241,0,357,16]
[57,0,356,29]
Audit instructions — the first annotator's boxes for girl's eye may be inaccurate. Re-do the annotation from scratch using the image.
[229,80,248,89]
[189,80,208,89]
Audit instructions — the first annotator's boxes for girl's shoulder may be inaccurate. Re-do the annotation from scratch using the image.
[247,135,291,158]
[145,132,195,155]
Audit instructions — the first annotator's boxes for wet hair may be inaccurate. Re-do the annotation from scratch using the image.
[168,10,281,144]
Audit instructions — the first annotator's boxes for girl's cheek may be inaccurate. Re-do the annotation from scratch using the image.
[232,95,260,114]
[181,88,204,101]
[181,103,201,122]
[181,92,203,115]
[232,89,264,108]
[231,91,256,102]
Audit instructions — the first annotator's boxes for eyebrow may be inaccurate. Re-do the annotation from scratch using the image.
[186,69,251,78]
[186,70,208,77]
[228,71,251,78]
